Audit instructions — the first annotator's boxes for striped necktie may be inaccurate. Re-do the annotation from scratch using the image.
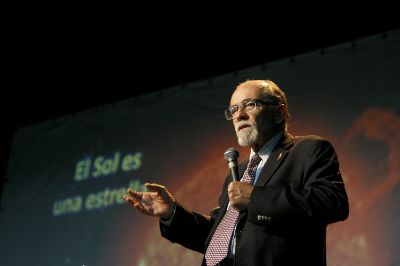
[205,153,262,266]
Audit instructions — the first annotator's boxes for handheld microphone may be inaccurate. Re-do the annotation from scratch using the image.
[224,147,240,181]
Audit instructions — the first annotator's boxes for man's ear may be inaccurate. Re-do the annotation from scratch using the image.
[274,104,286,124]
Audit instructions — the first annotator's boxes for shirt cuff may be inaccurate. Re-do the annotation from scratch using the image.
[159,204,177,226]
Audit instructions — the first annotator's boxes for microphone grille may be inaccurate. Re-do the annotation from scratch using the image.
[224,147,239,161]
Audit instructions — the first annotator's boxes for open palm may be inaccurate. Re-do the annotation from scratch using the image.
[124,183,176,219]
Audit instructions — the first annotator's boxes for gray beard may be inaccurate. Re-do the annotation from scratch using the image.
[236,126,259,147]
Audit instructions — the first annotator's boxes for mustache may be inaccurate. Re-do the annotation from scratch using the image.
[235,121,254,132]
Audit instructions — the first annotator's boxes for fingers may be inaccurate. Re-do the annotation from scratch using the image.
[123,193,153,216]
[123,185,157,210]
[125,183,166,198]
[228,181,241,194]
[123,183,170,217]
[227,182,253,211]
[124,184,159,205]
[127,188,143,201]
[124,188,145,208]
[123,193,139,206]
[145,183,167,194]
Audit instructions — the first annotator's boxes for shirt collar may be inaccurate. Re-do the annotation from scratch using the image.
[250,131,283,162]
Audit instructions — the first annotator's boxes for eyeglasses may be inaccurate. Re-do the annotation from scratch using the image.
[224,99,275,120]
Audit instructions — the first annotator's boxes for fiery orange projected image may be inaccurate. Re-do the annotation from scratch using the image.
[327,109,400,266]
[114,109,400,266]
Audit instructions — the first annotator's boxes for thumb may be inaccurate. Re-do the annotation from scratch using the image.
[145,183,168,195]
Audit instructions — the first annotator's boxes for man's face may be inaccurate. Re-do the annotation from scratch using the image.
[230,81,278,151]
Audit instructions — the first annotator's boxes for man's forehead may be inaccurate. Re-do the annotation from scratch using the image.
[230,81,268,105]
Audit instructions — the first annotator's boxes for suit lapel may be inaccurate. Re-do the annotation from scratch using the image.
[255,133,294,186]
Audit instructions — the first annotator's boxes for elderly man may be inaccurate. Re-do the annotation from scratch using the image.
[124,80,349,266]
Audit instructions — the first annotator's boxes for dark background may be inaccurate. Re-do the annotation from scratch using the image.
[2,2,398,200]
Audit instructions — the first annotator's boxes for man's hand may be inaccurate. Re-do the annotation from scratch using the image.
[123,183,176,219]
[228,181,254,211]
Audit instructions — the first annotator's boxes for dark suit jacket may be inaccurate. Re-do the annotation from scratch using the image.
[160,133,349,266]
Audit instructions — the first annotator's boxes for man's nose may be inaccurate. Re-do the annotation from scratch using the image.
[236,108,249,121]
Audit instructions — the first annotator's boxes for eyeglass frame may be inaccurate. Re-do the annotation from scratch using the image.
[224,98,278,120]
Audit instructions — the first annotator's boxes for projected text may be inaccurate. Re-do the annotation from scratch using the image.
[53,150,145,217]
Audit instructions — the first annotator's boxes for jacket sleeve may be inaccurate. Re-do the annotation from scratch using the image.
[159,174,232,253]
[159,202,218,253]
[248,138,349,228]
